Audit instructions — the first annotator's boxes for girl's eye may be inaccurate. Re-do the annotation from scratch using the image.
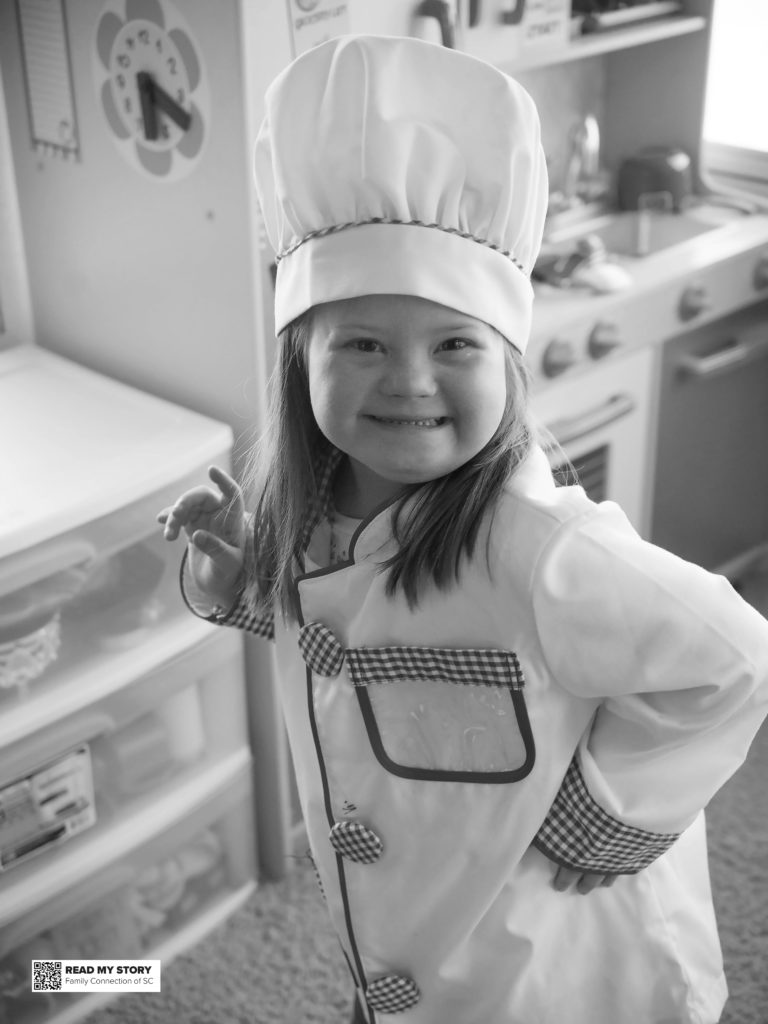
[349,338,382,353]
[439,337,472,351]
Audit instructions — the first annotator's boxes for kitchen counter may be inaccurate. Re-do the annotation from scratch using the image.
[529,209,768,386]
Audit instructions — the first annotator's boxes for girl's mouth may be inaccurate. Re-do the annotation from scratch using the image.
[368,416,448,427]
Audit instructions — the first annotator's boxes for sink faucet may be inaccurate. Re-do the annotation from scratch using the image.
[562,115,600,206]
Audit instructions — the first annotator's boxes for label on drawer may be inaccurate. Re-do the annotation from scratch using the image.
[0,745,96,871]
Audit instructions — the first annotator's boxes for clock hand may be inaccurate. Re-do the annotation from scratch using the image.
[152,81,192,132]
[137,71,159,141]
[136,72,191,141]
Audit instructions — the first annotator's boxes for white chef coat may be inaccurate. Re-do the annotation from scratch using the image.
[190,445,768,1024]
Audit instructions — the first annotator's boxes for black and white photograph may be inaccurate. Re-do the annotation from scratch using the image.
[0,1,766,1022]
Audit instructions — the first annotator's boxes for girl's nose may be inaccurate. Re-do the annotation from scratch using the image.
[380,351,437,396]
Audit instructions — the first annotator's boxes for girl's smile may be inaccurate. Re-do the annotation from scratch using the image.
[366,416,447,427]
[306,294,508,516]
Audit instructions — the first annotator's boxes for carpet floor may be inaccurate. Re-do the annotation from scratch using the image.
[91,719,768,1024]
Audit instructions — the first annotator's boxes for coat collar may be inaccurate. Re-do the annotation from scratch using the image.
[300,445,405,565]
[301,443,556,567]
[299,445,344,554]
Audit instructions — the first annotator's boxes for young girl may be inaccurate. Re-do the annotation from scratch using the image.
[159,35,768,1024]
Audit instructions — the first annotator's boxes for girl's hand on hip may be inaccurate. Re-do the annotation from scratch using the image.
[157,465,247,604]
[551,864,619,895]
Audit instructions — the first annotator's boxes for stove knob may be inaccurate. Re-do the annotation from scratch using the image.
[588,321,622,359]
[753,252,768,291]
[678,283,711,322]
[542,338,577,378]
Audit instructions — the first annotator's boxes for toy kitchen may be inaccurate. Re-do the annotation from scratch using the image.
[0,2,767,1021]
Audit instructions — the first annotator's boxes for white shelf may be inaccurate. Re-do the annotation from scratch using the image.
[502,15,706,72]
[29,881,257,1024]
[0,348,233,559]
[1,747,252,926]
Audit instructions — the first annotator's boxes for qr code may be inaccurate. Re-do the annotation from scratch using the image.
[32,960,62,991]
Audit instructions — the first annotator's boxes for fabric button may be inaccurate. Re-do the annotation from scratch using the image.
[329,820,384,864]
[298,621,345,676]
[365,975,421,1013]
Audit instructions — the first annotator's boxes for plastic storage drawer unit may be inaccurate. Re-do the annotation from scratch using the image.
[0,763,255,1024]
[0,347,255,1024]
[0,630,246,884]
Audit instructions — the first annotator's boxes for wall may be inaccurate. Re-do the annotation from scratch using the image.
[0,0,266,465]
[518,58,606,193]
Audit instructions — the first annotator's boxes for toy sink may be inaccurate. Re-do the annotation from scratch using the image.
[541,201,744,261]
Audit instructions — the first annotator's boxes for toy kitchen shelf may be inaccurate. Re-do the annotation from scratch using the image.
[467,5,706,74]
[530,14,705,69]
[0,346,256,1024]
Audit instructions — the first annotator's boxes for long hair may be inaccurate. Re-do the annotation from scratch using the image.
[243,307,537,617]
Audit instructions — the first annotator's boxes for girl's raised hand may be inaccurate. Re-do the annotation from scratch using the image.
[157,466,247,608]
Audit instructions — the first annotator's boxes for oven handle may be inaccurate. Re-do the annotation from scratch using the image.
[677,334,768,379]
[545,393,636,447]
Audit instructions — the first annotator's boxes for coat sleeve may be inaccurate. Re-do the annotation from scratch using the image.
[178,549,275,641]
[530,501,768,874]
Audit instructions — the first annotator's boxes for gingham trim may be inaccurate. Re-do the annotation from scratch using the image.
[215,591,275,641]
[365,974,421,1014]
[346,645,524,689]
[298,621,345,676]
[276,217,527,273]
[298,447,345,556]
[329,820,384,864]
[305,849,326,901]
[178,550,274,640]
[533,756,680,875]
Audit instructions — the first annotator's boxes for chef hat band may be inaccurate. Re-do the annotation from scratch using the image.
[274,216,526,268]
[254,35,549,354]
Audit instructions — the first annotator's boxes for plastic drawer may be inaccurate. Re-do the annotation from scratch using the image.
[0,762,255,1024]
[0,484,239,749]
[0,629,247,889]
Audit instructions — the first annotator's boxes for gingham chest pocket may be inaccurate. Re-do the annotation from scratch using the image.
[345,645,535,783]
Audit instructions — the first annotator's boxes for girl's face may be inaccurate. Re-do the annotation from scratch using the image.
[306,294,508,515]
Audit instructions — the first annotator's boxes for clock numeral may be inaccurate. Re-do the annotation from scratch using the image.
[124,97,133,114]
[160,122,171,141]
[156,38,163,53]
[138,29,150,45]
[177,88,186,104]
[116,73,126,89]
[117,52,131,69]
[125,36,135,49]
[167,56,177,75]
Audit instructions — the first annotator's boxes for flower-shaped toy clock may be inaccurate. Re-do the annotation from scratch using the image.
[94,0,209,179]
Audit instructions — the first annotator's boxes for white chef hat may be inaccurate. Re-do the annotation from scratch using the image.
[254,34,548,354]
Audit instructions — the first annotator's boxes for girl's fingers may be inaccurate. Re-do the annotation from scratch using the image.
[552,866,579,892]
[158,474,243,546]
[552,866,609,894]
[158,487,222,537]
[208,465,242,502]
[576,873,606,895]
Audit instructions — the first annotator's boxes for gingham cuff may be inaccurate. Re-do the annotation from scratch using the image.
[179,550,275,641]
[532,756,680,875]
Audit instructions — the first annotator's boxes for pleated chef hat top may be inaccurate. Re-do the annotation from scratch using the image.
[254,34,548,354]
